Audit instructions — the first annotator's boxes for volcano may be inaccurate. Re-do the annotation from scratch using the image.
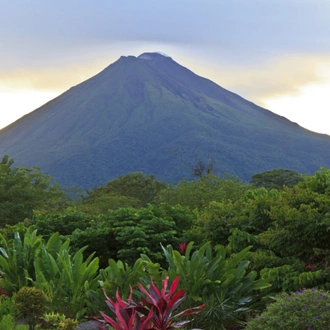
[1,52,330,187]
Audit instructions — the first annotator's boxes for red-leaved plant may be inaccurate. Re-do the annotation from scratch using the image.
[178,243,188,256]
[94,276,204,330]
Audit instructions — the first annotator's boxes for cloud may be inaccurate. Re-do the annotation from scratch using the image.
[190,54,330,105]
[0,41,182,91]
[1,0,330,92]
[1,0,330,66]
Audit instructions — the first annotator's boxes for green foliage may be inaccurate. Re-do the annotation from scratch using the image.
[199,201,247,247]
[42,312,66,328]
[0,155,68,225]
[70,219,116,269]
[0,229,43,293]
[250,168,303,190]
[260,263,330,293]
[160,242,271,330]
[248,249,285,272]
[31,209,92,238]
[0,294,17,320]
[32,236,100,319]
[42,312,78,330]
[0,221,29,242]
[157,174,248,210]
[13,286,48,330]
[302,167,330,194]
[152,203,196,234]
[79,193,140,214]
[242,188,281,234]
[0,230,100,320]
[86,258,149,315]
[113,207,178,264]
[227,228,260,254]
[258,169,330,261]
[57,318,79,330]
[198,188,281,249]
[185,169,330,294]
[83,172,166,210]
[246,288,330,329]
[71,204,194,266]
[87,241,271,328]
[259,176,330,261]
[0,314,27,330]
[3,165,330,328]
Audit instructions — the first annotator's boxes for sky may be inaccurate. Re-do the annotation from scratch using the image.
[1,0,330,134]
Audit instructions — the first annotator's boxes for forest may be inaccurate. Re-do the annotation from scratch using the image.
[1,154,330,329]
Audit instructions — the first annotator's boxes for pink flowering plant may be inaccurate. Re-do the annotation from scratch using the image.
[94,276,204,330]
[246,288,330,330]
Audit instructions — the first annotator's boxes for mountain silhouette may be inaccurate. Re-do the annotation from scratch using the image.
[1,52,330,188]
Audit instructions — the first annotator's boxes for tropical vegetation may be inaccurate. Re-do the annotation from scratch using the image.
[1,154,330,329]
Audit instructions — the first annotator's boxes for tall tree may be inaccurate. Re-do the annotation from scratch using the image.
[250,169,303,190]
[157,174,248,209]
[0,155,67,225]
[83,172,166,209]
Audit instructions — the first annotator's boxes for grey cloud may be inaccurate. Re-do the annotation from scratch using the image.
[1,0,330,58]
[1,0,330,101]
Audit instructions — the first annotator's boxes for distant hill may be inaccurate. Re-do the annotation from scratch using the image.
[1,52,330,188]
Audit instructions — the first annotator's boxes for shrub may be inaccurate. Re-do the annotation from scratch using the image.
[0,314,27,329]
[33,242,100,320]
[13,286,48,330]
[0,230,43,293]
[246,288,330,329]
[42,312,79,330]
[95,276,204,330]
[41,312,66,328]
[0,230,100,320]
[158,242,271,330]
[57,318,79,330]
[0,292,16,320]
[31,210,92,238]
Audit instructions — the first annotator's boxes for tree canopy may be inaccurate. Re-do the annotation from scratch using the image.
[250,168,304,190]
[81,172,166,212]
[0,155,67,225]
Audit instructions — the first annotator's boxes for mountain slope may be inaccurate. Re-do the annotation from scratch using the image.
[1,52,330,188]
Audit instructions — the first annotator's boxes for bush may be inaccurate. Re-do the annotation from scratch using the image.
[95,276,204,330]
[0,291,16,320]
[42,312,78,330]
[0,230,43,293]
[155,242,271,330]
[13,286,48,330]
[31,210,92,238]
[72,205,186,266]
[0,315,27,329]
[246,288,330,329]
